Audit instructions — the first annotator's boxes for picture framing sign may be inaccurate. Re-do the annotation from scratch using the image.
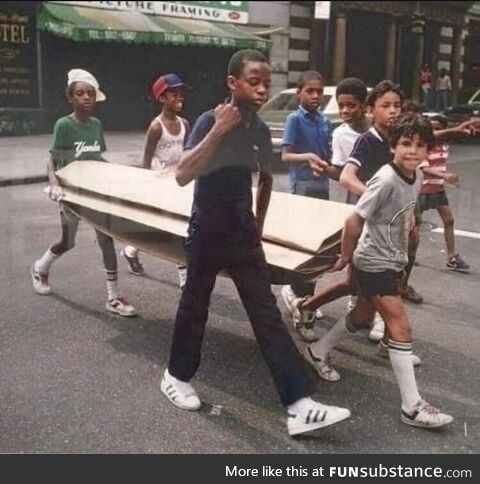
[49,1,249,24]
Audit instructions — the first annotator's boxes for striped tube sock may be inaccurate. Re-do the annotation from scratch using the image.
[35,248,58,274]
[388,339,421,413]
[106,270,118,301]
[310,317,356,360]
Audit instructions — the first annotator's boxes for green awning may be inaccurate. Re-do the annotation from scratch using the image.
[37,3,270,51]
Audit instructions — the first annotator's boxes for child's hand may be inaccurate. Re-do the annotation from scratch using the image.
[444,172,460,187]
[213,103,241,135]
[307,153,328,177]
[46,184,64,202]
[457,118,480,136]
[330,255,350,273]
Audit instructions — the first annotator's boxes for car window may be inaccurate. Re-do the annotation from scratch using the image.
[262,93,298,111]
[261,93,332,111]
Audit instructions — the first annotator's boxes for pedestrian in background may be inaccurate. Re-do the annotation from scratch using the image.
[419,64,433,110]
[435,68,452,111]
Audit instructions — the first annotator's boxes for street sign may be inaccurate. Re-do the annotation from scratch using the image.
[315,1,331,20]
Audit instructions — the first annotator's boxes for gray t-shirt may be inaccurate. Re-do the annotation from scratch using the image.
[353,163,422,273]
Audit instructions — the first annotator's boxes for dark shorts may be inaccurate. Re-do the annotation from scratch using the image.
[418,190,449,212]
[352,266,404,297]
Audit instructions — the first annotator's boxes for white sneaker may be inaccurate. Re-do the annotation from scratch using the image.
[291,298,318,343]
[368,313,385,342]
[401,400,453,428]
[177,266,187,289]
[106,297,137,317]
[31,263,52,295]
[378,341,421,367]
[161,369,201,411]
[287,401,351,436]
[304,346,341,382]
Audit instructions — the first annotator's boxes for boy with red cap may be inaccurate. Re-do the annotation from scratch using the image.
[121,74,190,286]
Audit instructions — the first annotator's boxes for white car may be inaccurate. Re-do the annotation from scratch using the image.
[259,86,341,152]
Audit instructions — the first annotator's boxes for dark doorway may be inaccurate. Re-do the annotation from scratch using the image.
[40,34,233,131]
[345,10,387,87]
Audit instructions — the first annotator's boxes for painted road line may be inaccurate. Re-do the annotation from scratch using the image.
[432,228,480,240]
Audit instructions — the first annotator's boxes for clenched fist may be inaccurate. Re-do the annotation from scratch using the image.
[212,102,241,136]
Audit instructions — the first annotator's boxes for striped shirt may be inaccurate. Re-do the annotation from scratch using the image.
[420,144,448,194]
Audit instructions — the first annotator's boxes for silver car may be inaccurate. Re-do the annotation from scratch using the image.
[259,86,341,152]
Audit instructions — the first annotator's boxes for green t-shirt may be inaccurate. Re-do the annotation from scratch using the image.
[50,115,107,169]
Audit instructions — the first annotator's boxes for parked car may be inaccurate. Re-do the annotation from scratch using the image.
[259,86,341,152]
[444,88,480,124]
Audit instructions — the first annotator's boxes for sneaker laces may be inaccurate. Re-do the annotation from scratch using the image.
[111,297,130,306]
[419,401,440,415]
[323,354,336,371]
[34,269,49,285]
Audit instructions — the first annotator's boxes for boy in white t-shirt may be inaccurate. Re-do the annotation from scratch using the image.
[122,74,190,287]
[331,77,370,195]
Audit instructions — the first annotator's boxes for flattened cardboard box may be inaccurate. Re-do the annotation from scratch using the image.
[57,161,353,284]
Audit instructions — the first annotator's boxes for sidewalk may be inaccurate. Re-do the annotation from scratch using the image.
[0,131,476,187]
[0,132,145,187]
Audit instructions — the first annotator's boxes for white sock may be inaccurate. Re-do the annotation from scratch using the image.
[310,318,355,359]
[388,340,422,413]
[124,245,138,258]
[35,248,58,274]
[106,270,118,300]
[288,397,316,416]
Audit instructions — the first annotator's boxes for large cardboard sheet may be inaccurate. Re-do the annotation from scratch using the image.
[57,161,353,282]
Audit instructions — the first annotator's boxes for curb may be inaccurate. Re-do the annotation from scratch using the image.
[0,175,47,187]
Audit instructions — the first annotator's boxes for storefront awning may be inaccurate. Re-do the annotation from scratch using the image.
[37,3,270,51]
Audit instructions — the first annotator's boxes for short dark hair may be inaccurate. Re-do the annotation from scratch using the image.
[366,80,404,108]
[389,113,434,149]
[227,49,268,78]
[403,99,423,114]
[297,70,324,90]
[336,77,367,102]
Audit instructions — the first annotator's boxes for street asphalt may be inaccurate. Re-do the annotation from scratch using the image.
[0,135,479,453]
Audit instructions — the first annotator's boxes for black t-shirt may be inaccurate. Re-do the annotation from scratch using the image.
[347,127,393,183]
[186,110,273,202]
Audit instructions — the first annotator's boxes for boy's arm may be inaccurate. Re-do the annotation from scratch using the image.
[182,118,191,145]
[433,119,479,141]
[255,125,274,237]
[143,121,162,169]
[281,145,328,176]
[255,168,272,237]
[420,166,459,185]
[332,212,365,271]
[47,155,59,187]
[175,104,241,186]
[339,163,366,196]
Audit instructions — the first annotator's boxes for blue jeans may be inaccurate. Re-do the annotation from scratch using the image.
[436,90,449,111]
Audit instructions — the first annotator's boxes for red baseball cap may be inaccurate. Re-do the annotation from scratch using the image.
[152,73,189,100]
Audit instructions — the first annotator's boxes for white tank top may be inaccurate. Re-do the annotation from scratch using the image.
[150,115,186,177]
